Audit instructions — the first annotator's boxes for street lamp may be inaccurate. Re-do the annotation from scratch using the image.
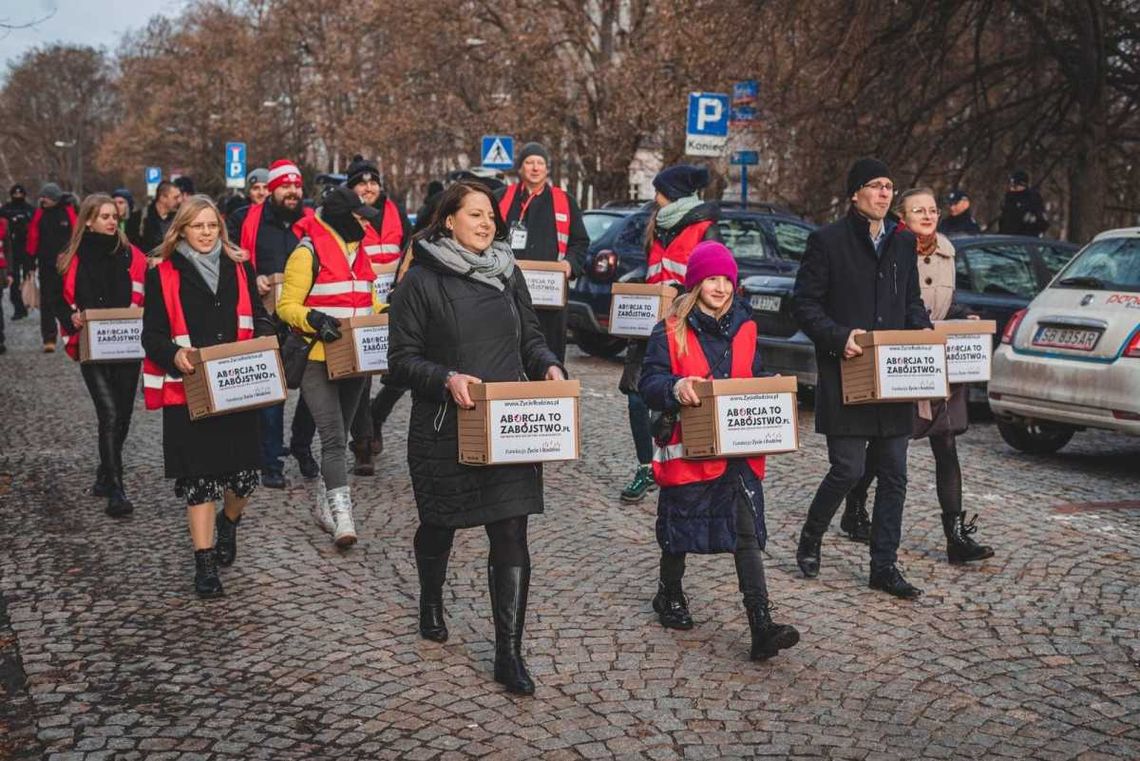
[52,140,80,192]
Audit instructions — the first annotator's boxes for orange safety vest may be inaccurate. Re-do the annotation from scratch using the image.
[61,244,147,361]
[498,183,572,260]
[646,219,713,286]
[294,216,375,319]
[361,198,405,265]
[651,317,766,487]
[142,258,254,409]
[239,202,314,272]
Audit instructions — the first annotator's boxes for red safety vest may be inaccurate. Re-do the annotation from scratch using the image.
[239,202,314,272]
[294,216,375,319]
[142,258,254,409]
[61,244,147,361]
[361,198,405,265]
[498,183,572,260]
[646,219,713,286]
[651,317,766,487]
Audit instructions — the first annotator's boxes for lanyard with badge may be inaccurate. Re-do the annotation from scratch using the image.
[509,185,545,251]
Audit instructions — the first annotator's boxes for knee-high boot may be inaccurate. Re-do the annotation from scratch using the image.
[488,565,535,696]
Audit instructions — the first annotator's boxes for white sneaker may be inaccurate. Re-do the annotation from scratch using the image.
[327,486,357,548]
[310,480,334,535]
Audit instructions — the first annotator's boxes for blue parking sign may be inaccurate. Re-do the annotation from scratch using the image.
[686,93,730,137]
[225,142,247,189]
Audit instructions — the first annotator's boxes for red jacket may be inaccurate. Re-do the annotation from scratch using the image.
[26,204,78,258]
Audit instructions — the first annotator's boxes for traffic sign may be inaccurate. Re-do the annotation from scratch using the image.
[225,142,247,189]
[145,166,161,198]
[733,80,759,105]
[481,136,515,169]
[685,92,729,157]
[730,105,758,125]
[731,151,759,165]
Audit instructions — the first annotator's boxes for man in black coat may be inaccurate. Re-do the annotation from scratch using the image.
[496,142,590,362]
[997,170,1049,237]
[0,184,35,319]
[132,181,183,253]
[938,189,981,235]
[791,158,933,599]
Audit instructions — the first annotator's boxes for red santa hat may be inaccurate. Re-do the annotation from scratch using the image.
[267,159,303,192]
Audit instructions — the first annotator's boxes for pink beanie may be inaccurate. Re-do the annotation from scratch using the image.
[684,241,738,290]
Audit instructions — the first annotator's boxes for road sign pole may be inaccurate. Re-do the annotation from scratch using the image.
[741,164,749,207]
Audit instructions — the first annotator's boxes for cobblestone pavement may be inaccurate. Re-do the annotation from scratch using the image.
[2,306,1139,761]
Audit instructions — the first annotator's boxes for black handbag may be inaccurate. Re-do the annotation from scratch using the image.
[279,327,315,389]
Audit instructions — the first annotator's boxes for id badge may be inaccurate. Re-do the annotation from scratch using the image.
[509,223,528,250]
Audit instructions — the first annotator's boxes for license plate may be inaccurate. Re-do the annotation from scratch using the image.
[1032,325,1101,351]
[750,294,781,313]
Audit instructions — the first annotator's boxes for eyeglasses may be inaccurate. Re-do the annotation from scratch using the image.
[908,208,940,217]
[862,182,894,193]
[186,222,221,232]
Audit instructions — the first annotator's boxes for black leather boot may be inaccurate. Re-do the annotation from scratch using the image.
[869,564,923,599]
[746,600,800,661]
[292,444,320,480]
[215,511,241,567]
[489,565,535,695]
[350,439,375,476]
[652,581,694,629]
[943,512,994,564]
[415,552,449,642]
[839,494,871,543]
[106,475,134,518]
[194,549,224,599]
[796,526,823,578]
[91,465,112,498]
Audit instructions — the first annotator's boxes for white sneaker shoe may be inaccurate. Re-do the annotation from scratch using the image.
[311,480,334,535]
[327,485,357,548]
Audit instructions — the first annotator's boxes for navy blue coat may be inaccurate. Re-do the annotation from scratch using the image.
[639,297,766,554]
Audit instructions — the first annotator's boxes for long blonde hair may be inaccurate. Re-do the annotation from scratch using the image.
[155,194,245,262]
[57,194,129,274]
[664,288,702,357]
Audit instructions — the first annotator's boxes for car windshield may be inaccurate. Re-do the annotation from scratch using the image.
[583,212,623,242]
[962,245,1038,298]
[768,220,811,260]
[1055,236,1140,292]
[718,217,775,261]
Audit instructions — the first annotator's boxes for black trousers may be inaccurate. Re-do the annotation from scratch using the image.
[535,307,567,363]
[414,515,530,567]
[80,361,141,477]
[9,256,27,315]
[37,255,60,343]
[660,479,769,607]
[290,393,316,451]
[804,434,909,571]
[850,433,962,516]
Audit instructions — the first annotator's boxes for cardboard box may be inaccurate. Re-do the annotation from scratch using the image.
[183,336,286,421]
[458,380,581,465]
[79,308,145,363]
[261,273,286,315]
[371,261,399,305]
[681,376,799,458]
[934,320,998,383]
[608,283,676,338]
[517,260,567,309]
[841,330,949,404]
[324,313,390,379]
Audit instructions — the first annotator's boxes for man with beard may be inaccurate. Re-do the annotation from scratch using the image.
[26,183,77,352]
[133,181,183,253]
[226,159,315,488]
[0,184,35,319]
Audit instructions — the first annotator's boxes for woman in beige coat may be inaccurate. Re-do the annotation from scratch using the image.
[840,188,994,564]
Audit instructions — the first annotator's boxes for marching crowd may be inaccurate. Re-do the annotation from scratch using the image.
[0,147,1009,696]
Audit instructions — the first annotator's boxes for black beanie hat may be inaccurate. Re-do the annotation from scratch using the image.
[516,142,551,170]
[846,157,891,197]
[10,184,26,197]
[345,155,381,188]
[652,164,710,202]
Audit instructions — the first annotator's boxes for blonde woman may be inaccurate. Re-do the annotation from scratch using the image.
[141,195,273,598]
[638,240,799,662]
[55,194,147,517]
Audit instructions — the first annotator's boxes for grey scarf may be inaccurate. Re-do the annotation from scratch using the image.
[176,239,223,294]
[656,194,703,231]
[419,236,515,291]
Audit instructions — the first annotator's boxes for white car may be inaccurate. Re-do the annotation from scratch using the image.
[989,227,1140,453]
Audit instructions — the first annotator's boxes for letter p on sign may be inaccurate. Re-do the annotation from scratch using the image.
[697,98,723,131]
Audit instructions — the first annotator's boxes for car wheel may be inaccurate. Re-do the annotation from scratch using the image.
[996,420,1075,454]
[574,331,627,360]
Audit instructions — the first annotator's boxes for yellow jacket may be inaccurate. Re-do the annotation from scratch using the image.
[277,223,385,363]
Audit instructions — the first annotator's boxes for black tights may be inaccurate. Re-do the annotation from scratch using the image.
[660,483,768,607]
[851,433,962,515]
[414,515,530,567]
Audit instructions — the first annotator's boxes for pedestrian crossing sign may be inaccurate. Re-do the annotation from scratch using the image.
[481,135,514,169]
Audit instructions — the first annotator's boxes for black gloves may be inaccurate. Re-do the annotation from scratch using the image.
[306,310,342,342]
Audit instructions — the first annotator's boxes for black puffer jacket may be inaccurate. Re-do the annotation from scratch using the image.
[387,240,561,528]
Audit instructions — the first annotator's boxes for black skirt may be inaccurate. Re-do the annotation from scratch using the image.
[161,405,262,479]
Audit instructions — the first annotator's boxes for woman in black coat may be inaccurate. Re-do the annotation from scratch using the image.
[142,195,273,599]
[54,194,148,518]
[388,181,563,696]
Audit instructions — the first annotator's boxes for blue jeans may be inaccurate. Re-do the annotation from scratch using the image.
[627,391,653,465]
[259,403,285,474]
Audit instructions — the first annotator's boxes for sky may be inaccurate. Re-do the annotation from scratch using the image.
[0,0,187,73]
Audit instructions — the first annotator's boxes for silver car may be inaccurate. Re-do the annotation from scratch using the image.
[989,227,1140,452]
